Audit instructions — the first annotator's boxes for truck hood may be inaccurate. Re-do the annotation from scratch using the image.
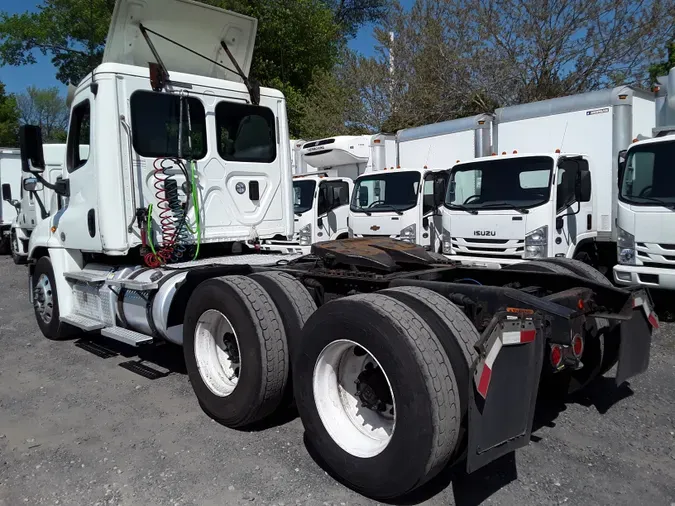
[619,204,675,242]
[103,0,257,82]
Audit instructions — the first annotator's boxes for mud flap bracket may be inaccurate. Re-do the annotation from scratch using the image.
[615,291,655,385]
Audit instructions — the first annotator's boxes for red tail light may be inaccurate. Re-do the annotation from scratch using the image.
[550,344,563,368]
[572,334,584,357]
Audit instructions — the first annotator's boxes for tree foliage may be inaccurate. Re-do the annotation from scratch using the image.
[17,86,69,142]
[328,0,674,133]
[649,41,675,85]
[0,81,20,146]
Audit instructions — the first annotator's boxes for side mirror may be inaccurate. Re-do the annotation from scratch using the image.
[422,216,429,229]
[556,216,564,230]
[575,169,592,202]
[2,183,11,202]
[19,125,46,173]
[617,150,628,189]
[358,187,369,207]
[433,178,446,207]
[23,177,44,193]
[317,217,323,229]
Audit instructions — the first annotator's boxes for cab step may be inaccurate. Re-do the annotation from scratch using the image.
[64,271,109,284]
[101,326,154,347]
[61,314,106,332]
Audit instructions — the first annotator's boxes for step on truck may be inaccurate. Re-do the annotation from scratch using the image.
[262,134,395,254]
[19,0,658,501]
[614,66,675,291]
[442,87,655,271]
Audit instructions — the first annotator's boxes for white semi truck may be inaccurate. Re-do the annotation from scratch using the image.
[614,67,675,291]
[5,144,68,263]
[262,134,395,254]
[18,0,658,501]
[0,148,23,254]
[442,87,655,271]
[349,115,493,251]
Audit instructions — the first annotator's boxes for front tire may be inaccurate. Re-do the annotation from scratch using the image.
[183,275,290,428]
[31,256,76,340]
[294,293,460,500]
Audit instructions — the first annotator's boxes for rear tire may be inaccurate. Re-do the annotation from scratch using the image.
[538,257,611,286]
[31,256,77,340]
[294,293,460,500]
[183,275,289,428]
[379,286,478,456]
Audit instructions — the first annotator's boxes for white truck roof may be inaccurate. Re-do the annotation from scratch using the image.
[103,0,257,82]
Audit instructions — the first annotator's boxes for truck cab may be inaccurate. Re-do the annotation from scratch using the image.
[1,148,22,254]
[349,167,448,251]
[442,152,592,267]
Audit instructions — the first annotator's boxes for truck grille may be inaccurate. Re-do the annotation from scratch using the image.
[451,237,524,259]
[636,243,675,269]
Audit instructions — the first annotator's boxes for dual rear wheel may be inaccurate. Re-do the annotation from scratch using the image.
[184,275,478,499]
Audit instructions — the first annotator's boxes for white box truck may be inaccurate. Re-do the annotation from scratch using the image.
[442,86,655,271]
[349,115,493,252]
[0,148,23,254]
[5,144,68,263]
[614,67,675,291]
[16,0,658,501]
[262,134,395,253]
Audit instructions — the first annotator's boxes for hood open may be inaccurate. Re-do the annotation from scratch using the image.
[103,0,257,83]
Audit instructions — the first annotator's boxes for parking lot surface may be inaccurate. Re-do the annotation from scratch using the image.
[0,256,674,506]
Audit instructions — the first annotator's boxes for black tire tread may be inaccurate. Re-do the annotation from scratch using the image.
[381,286,479,367]
[349,293,460,481]
[214,275,289,424]
[538,257,612,286]
[249,271,316,332]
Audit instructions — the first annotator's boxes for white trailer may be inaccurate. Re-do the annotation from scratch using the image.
[6,144,67,263]
[614,67,675,291]
[442,86,655,270]
[397,113,493,168]
[17,1,658,502]
[0,148,22,254]
[262,134,395,253]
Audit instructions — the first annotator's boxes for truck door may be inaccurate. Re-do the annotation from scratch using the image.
[55,92,101,251]
[422,171,448,252]
[552,157,593,258]
[317,179,350,240]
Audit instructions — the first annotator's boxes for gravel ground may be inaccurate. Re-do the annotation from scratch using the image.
[0,255,673,506]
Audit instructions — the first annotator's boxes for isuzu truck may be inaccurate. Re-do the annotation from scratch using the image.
[442,86,655,272]
[18,0,658,501]
[614,67,675,291]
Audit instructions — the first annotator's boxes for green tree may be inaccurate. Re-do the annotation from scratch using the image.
[17,86,69,143]
[649,41,675,85]
[0,81,20,146]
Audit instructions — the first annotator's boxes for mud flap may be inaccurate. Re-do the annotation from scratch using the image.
[615,291,655,386]
[467,314,544,473]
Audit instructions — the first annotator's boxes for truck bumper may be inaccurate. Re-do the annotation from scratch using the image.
[614,264,675,290]
[259,241,311,255]
[444,254,520,269]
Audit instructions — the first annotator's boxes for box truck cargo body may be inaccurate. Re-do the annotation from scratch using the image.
[442,87,655,269]
[397,113,493,169]
[0,148,22,253]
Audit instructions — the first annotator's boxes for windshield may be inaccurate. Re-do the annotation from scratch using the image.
[350,171,421,213]
[293,180,316,215]
[620,141,675,206]
[445,156,554,210]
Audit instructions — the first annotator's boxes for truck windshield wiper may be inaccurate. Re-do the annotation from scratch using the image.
[446,204,478,215]
[477,202,530,214]
[363,205,404,216]
[629,195,675,209]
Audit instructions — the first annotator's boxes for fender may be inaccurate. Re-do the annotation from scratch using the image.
[566,232,597,258]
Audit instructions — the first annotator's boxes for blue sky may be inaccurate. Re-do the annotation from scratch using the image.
[0,0,406,96]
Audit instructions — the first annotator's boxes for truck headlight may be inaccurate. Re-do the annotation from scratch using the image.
[399,224,416,244]
[442,227,452,254]
[524,225,548,259]
[617,228,636,265]
[299,224,312,246]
